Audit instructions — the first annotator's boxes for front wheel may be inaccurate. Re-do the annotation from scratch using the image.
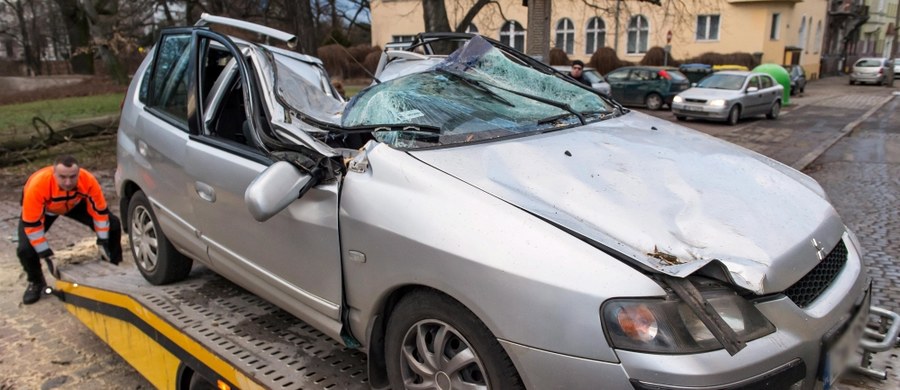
[727,105,741,126]
[675,115,687,121]
[766,101,781,119]
[645,93,663,110]
[386,290,523,390]
[128,191,193,285]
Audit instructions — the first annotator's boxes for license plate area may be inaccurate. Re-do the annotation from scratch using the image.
[819,286,871,387]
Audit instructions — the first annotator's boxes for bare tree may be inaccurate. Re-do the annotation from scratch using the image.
[3,0,43,75]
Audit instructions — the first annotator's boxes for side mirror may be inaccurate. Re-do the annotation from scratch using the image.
[746,86,759,93]
[245,161,315,222]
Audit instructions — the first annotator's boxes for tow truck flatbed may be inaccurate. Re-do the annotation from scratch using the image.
[55,261,369,390]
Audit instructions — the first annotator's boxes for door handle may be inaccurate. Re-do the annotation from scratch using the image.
[195,181,216,203]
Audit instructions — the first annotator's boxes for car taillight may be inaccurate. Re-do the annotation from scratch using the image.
[879,68,884,74]
[658,69,672,80]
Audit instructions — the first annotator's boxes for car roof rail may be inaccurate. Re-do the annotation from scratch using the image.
[195,13,297,49]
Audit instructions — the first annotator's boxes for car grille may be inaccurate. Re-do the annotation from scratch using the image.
[784,240,849,308]
[685,98,707,103]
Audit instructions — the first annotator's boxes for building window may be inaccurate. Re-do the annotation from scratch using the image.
[555,18,575,54]
[466,24,479,34]
[627,15,649,54]
[500,20,525,51]
[585,17,606,54]
[770,13,781,40]
[392,35,415,43]
[798,16,807,50]
[814,20,823,54]
[696,14,720,41]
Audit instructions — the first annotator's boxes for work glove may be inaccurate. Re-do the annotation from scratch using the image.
[97,239,119,265]
[43,256,60,280]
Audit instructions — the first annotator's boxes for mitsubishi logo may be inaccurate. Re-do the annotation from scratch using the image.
[811,238,827,261]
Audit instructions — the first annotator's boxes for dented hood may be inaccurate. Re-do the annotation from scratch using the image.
[410,112,845,294]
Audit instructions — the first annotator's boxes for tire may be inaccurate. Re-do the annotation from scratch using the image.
[675,115,687,121]
[128,191,193,285]
[188,373,216,390]
[645,93,663,110]
[849,79,855,85]
[766,101,781,120]
[727,105,741,126]
[386,290,523,390]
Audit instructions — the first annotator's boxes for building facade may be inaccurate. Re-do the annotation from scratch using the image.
[371,0,830,78]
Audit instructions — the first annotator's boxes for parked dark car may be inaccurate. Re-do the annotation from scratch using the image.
[679,63,713,85]
[783,64,807,95]
[605,66,690,110]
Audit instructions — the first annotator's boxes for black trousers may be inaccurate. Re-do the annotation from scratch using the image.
[17,201,122,283]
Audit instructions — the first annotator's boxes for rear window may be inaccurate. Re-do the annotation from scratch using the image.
[667,70,688,81]
[855,59,883,67]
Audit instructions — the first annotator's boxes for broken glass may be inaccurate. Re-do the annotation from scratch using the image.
[342,36,611,149]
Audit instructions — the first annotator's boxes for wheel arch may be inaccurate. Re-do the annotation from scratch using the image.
[365,284,512,389]
[119,180,142,233]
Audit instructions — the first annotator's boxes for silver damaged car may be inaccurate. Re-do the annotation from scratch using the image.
[116,16,891,390]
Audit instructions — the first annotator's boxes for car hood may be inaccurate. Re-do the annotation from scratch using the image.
[678,88,741,100]
[410,112,845,294]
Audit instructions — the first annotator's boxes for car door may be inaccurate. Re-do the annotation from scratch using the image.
[605,69,629,102]
[744,75,765,115]
[625,69,652,104]
[759,75,779,109]
[131,29,207,261]
[182,30,344,325]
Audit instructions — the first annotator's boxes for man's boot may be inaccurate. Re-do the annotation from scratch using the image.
[22,277,46,305]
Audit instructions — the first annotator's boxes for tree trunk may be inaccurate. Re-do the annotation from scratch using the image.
[81,0,127,84]
[53,0,94,75]
[287,0,319,55]
[9,0,42,75]
[422,0,451,33]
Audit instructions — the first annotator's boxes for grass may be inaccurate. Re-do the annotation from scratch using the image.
[0,93,124,141]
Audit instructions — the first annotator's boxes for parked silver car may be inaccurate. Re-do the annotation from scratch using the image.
[117,16,884,389]
[552,65,612,95]
[849,57,894,85]
[671,71,783,125]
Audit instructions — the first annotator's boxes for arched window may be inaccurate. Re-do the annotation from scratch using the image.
[499,20,525,51]
[586,17,606,54]
[627,15,649,54]
[814,20,823,54]
[466,24,479,34]
[798,16,807,49]
[555,18,575,54]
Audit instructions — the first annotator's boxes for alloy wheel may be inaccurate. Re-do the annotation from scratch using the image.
[131,205,159,272]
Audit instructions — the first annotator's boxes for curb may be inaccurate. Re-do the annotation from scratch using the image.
[790,95,895,171]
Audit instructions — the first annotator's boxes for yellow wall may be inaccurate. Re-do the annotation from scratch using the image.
[371,0,827,76]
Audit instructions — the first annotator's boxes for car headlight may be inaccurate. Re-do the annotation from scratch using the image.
[601,289,774,354]
[709,99,726,107]
[672,95,683,103]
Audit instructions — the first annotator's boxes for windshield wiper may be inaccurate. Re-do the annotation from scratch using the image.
[372,124,442,134]
[537,113,580,125]
[437,68,516,107]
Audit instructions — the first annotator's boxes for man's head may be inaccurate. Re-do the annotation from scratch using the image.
[52,155,80,191]
[571,60,585,78]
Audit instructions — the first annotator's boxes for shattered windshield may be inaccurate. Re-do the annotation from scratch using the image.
[342,36,612,149]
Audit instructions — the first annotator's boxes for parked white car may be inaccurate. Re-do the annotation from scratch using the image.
[849,57,894,85]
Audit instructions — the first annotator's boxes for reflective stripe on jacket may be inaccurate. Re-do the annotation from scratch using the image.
[21,166,110,253]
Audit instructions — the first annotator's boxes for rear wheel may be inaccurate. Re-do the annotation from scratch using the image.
[128,191,193,285]
[645,93,663,110]
[766,101,781,120]
[727,105,741,126]
[386,290,523,390]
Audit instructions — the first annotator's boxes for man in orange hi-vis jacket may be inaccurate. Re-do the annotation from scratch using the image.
[17,155,122,304]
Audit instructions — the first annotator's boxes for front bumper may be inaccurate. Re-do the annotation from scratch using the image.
[851,73,884,83]
[671,102,729,119]
[501,235,876,390]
